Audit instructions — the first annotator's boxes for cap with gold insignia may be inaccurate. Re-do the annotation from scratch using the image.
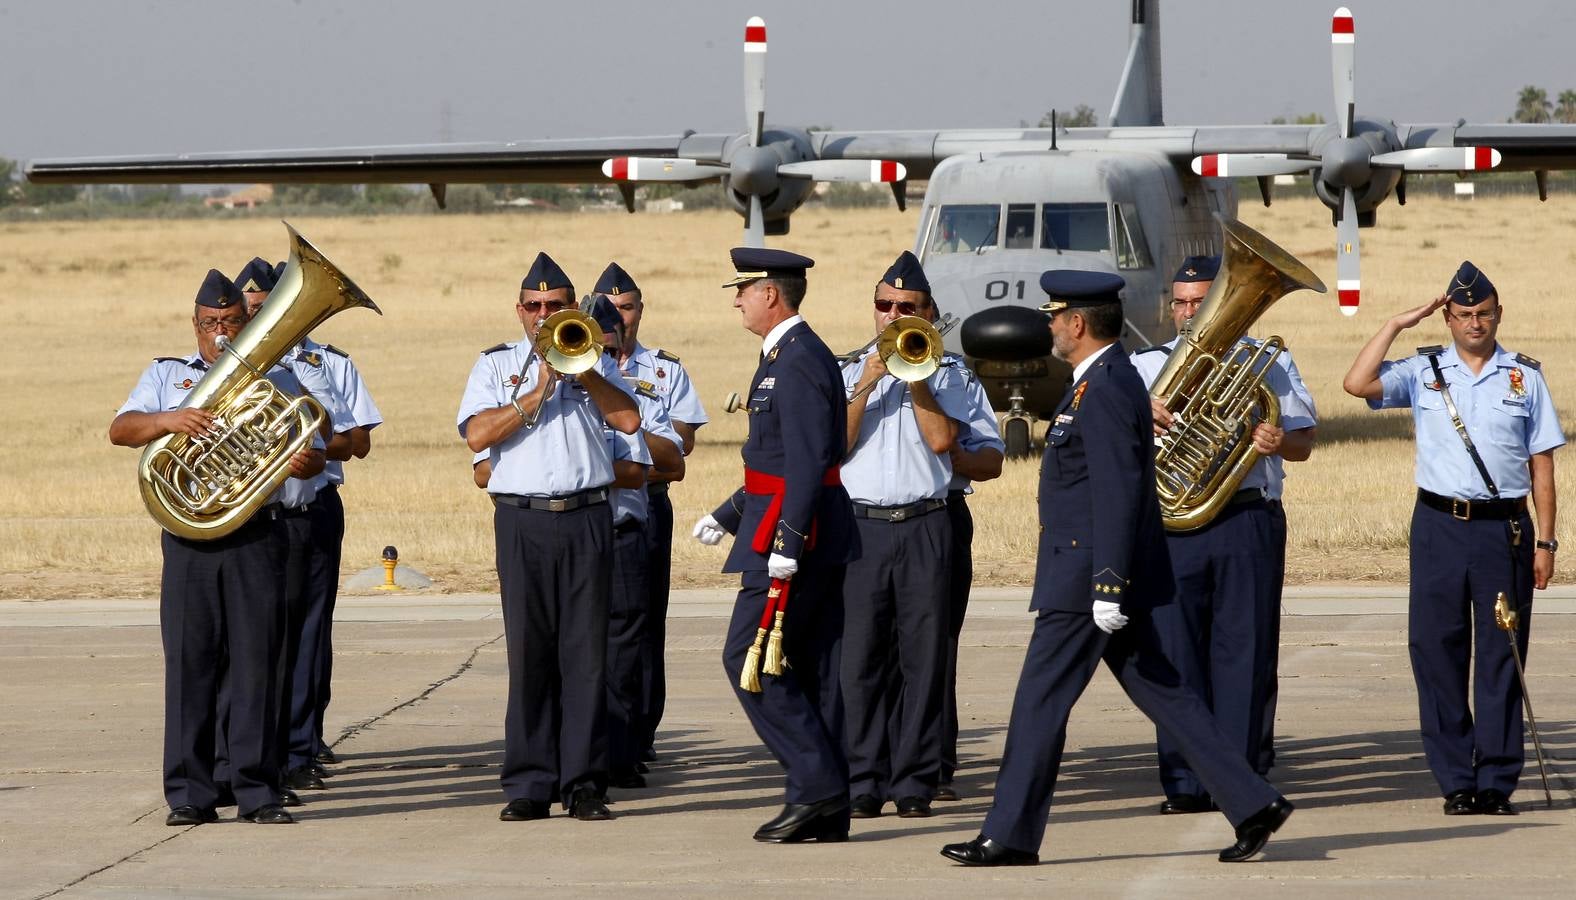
[1172,255,1220,284]
[881,250,930,293]
[520,251,574,294]
[234,257,278,294]
[594,262,639,296]
[195,269,244,309]
[583,294,624,335]
[1038,270,1125,312]
[1445,260,1496,307]
[723,247,814,288]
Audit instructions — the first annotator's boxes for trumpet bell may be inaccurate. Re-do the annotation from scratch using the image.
[878,315,944,382]
[536,308,602,375]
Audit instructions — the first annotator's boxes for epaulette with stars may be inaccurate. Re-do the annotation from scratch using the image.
[1516,352,1541,370]
[656,348,681,363]
[482,342,511,355]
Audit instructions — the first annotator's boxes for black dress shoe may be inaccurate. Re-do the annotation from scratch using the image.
[1159,794,1213,815]
[279,788,304,808]
[1443,789,1478,816]
[165,805,218,827]
[214,783,237,808]
[1219,797,1294,862]
[849,794,884,819]
[309,762,330,779]
[239,804,295,824]
[315,747,339,765]
[1475,789,1517,816]
[499,799,551,821]
[634,762,650,774]
[569,788,614,821]
[610,769,647,790]
[934,782,960,802]
[896,796,932,818]
[286,766,326,791]
[753,797,850,843]
[940,835,1039,867]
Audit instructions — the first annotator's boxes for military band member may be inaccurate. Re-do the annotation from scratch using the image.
[1343,261,1561,816]
[110,269,325,826]
[692,248,860,843]
[598,262,709,763]
[1129,256,1317,812]
[458,252,640,823]
[840,251,974,819]
[941,271,1291,867]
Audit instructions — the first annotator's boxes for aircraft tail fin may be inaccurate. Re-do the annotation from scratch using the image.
[1108,0,1163,127]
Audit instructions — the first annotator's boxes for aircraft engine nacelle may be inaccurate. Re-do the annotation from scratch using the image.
[1309,121,1403,224]
[721,128,818,236]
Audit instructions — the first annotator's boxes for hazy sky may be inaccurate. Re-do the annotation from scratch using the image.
[2,0,1572,163]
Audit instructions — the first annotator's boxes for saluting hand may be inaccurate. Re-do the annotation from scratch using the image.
[161,408,216,439]
[1391,294,1449,331]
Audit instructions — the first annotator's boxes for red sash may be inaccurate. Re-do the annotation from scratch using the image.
[743,466,841,554]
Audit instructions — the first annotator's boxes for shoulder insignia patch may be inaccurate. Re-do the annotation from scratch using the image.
[297,351,324,369]
[324,343,349,358]
[656,348,681,363]
[634,379,661,400]
[767,346,780,363]
[1416,344,1445,357]
[482,342,510,356]
[1516,352,1541,370]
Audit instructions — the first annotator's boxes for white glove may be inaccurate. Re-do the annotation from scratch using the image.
[768,553,799,580]
[692,514,726,546]
[1092,600,1128,634]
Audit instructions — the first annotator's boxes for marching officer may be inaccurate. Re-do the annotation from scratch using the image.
[1129,255,1317,812]
[597,262,709,764]
[692,248,859,843]
[110,269,324,826]
[1343,261,1561,816]
[840,250,975,819]
[458,252,641,822]
[941,271,1292,867]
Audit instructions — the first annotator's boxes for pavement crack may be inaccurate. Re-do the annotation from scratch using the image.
[329,632,503,748]
[33,830,188,900]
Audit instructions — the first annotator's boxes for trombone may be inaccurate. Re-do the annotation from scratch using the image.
[847,313,956,403]
[514,308,603,428]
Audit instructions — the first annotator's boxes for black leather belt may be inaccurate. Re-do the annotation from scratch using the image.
[646,482,670,496]
[851,498,947,522]
[260,503,311,521]
[493,487,610,513]
[1418,489,1527,521]
[1228,487,1267,508]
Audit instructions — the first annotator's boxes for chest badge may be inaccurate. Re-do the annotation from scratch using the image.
[656,367,667,379]
[1508,367,1526,398]
[176,378,195,390]
[1070,381,1087,410]
[505,373,522,388]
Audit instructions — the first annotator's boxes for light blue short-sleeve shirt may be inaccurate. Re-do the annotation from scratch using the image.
[841,351,978,505]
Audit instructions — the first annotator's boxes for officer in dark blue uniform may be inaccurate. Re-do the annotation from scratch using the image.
[1344,261,1562,816]
[111,269,325,826]
[458,252,642,823]
[692,247,860,843]
[941,271,1292,867]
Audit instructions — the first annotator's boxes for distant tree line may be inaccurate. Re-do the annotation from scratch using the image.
[1512,86,1576,123]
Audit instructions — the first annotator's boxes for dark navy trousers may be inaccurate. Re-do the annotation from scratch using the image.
[639,489,674,754]
[941,493,974,782]
[1259,500,1288,773]
[1408,500,1533,796]
[606,520,650,775]
[287,484,342,769]
[723,562,849,807]
[982,608,1280,854]
[495,501,611,804]
[1152,501,1278,799]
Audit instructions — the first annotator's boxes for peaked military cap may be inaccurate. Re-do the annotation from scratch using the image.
[723,247,814,287]
[1172,255,1221,284]
[594,262,640,296]
[272,260,287,281]
[881,250,931,294]
[520,251,574,294]
[234,257,278,294]
[1038,270,1125,312]
[195,269,244,309]
[1445,260,1496,306]
[583,294,624,335]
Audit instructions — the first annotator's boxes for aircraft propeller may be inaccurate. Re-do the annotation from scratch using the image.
[600,17,906,247]
[1190,8,1502,315]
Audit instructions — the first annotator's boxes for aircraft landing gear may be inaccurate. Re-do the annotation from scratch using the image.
[1000,383,1038,459]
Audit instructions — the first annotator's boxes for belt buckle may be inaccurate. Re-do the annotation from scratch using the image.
[889,507,908,522]
[548,497,568,512]
[1451,498,1470,521]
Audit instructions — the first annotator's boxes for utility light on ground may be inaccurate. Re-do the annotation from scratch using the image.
[379,546,400,592]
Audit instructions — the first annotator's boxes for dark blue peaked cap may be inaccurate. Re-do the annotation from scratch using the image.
[521,251,574,293]
[234,257,278,294]
[1038,270,1125,312]
[881,250,930,294]
[584,294,624,335]
[1445,260,1496,306]
[1172,255,1221,284]
[195,269,244,309]
[594,262,640,296]
[272,260,287,281]
[723,247,814,287]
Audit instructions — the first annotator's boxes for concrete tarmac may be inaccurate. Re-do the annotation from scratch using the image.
[2,587,1573,898]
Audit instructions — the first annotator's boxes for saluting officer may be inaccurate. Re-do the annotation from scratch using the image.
[840,250,975,820]
[1343,261,1561,816]
[110,269,325,826]
[458,252,641,823]
[692,248,860,843]
[597,262,708,763]
[1129,256,1317,812]
[931,295,1005,802]
[941,271,1292,867]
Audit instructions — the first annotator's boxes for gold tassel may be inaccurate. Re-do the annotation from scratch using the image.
[762,610,787,675]
[739,627,767,693]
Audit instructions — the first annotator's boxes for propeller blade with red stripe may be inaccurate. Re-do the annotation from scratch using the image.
[1331,7,1356,138]
[1371,146,1502,171]
[602,157,728,182]
[744,16,767,147]
[1191,154,1312,178]
[777,160,907,182]
[1335,187,1361,316]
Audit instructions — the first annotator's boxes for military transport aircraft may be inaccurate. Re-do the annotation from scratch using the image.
[27,2,1576,455]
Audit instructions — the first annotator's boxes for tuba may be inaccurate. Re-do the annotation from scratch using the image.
[138,224,381,540]
[1150,217,1325,532]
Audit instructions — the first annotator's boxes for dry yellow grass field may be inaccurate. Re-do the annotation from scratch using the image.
[3,196,1574,599]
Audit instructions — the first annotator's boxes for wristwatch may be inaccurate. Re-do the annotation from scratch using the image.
[1535,539,1558,552]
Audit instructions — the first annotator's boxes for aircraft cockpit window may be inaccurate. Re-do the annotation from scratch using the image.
[1004,204,1036,249]
[1113,202,1153,270]
[929,205,1000,254]
[1041,203,1109,252]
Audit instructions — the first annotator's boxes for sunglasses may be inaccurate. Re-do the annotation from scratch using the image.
[519,299,572,313]
[873,298,928,316]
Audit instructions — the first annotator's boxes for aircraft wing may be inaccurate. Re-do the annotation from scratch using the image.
[24,134,722,185]
[1400,123,1576,171]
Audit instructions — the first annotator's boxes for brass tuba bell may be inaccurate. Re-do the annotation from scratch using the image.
[1149,217,1325,533]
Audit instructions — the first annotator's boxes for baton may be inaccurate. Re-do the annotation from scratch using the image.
[1494,592,1554,807]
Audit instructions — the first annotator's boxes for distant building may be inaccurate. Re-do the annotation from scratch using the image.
[204,184,274,209]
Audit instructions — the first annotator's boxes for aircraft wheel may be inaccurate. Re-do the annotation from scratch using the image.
[1004,416,1032,459]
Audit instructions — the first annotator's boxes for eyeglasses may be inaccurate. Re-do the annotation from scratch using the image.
[1447,309,1498,324]
[519,299,572,314]
[874,298,928,315]
[196,316,247,333]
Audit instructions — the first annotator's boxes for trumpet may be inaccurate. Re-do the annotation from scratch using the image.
[516,308,603,428]
[848,314,954,403]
